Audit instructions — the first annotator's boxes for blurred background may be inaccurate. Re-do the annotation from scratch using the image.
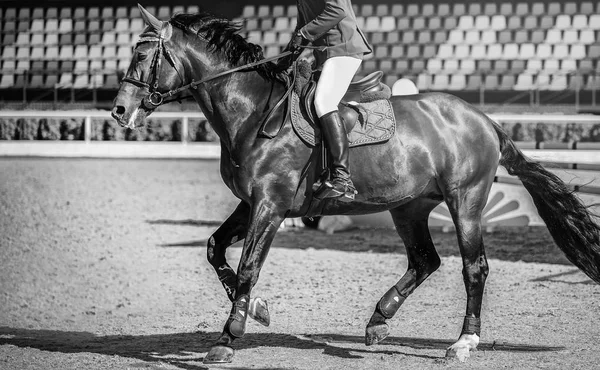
[0,0,599,143]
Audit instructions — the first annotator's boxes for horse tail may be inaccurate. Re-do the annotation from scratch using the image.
[491,121,600,284]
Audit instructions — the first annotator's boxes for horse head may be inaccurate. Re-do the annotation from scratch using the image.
[112,6,286,140]
[111,5,186,129]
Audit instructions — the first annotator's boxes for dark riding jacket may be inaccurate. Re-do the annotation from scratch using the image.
[296,0,372,66]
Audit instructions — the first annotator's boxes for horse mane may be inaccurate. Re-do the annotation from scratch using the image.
[169,12,285,82]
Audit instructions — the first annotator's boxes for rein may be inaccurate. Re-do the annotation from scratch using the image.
[156,50,295,105]
[161,45,326,101]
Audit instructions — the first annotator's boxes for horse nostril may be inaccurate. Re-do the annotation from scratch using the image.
[113,105,126,116]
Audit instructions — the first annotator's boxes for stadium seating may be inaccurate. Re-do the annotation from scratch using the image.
[0,2,599,94]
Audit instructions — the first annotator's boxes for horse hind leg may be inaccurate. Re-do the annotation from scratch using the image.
[366,208,441,345]
[444,184,490,362]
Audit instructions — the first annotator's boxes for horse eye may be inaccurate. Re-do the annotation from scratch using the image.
[138,53,148,61]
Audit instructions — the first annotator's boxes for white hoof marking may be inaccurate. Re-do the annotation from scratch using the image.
[446,333,480,362]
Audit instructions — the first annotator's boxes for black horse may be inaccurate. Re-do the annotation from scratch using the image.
[112,7,600,364]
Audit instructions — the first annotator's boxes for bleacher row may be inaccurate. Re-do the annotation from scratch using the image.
[238,2,600,91]
[242,2,600,18]
[0,2,599,92]
[0,5,200,89]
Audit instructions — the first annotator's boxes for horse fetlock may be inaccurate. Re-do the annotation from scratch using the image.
[226,295,250,338]
[445,333,480,362]
[377,286,406,319]
[461,315,481,336]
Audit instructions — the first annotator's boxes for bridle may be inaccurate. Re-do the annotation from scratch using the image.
[121,22,294,110]
[120,23,186,109]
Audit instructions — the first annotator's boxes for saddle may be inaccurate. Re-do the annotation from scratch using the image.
[289,66,396,148]
[299,70,387,130]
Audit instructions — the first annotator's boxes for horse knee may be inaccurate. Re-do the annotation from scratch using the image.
[237,263,257,283]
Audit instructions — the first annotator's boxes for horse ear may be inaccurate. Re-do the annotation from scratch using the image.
[138,4,162,32]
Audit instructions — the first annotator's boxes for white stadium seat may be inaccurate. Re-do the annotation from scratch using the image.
[514,74,534,90]
[457,15,474,30]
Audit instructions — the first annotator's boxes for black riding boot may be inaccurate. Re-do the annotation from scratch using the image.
[316,110,357,202]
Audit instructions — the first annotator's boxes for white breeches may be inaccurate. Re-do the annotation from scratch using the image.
[314,56,362,118]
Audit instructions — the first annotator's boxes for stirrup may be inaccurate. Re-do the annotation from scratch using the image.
[314,179,357,202]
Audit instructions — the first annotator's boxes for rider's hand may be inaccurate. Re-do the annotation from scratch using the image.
[274,54,294,72]
[289,31,305,52]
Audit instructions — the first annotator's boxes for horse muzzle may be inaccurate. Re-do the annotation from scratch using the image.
[111,105,140,129]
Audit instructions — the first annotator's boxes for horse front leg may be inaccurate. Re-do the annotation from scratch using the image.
[204,200,285,364]
[207,201,270,327]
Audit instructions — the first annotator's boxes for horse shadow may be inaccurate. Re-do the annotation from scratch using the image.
[531,269,595,285]
[147,218,401,252]
[0,326,563,370]
[145,219,570,263]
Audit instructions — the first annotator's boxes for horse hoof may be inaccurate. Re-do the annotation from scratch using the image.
[445,346,471,362]
[248,297,270,327]
[203,345,234,364]
[445,333,479,362]
[365,323,390,346]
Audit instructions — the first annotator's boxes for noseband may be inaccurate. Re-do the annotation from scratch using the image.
[121,22,294,110]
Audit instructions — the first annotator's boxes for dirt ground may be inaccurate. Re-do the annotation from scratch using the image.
[1,158,599,370]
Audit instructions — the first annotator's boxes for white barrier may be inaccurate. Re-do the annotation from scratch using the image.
[0,141,221,158]
[0,110,206,144]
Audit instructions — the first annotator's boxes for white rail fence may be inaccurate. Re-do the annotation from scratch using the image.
[0,110,220,158]
[0,111,599,164]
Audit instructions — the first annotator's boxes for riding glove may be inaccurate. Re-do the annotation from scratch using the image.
[275,31,305,71]
[289,31,306,52]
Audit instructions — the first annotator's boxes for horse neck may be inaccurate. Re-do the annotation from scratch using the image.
[185,52,283,151]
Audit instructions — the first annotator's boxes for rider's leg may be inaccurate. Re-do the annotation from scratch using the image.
[314,56,362,201]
